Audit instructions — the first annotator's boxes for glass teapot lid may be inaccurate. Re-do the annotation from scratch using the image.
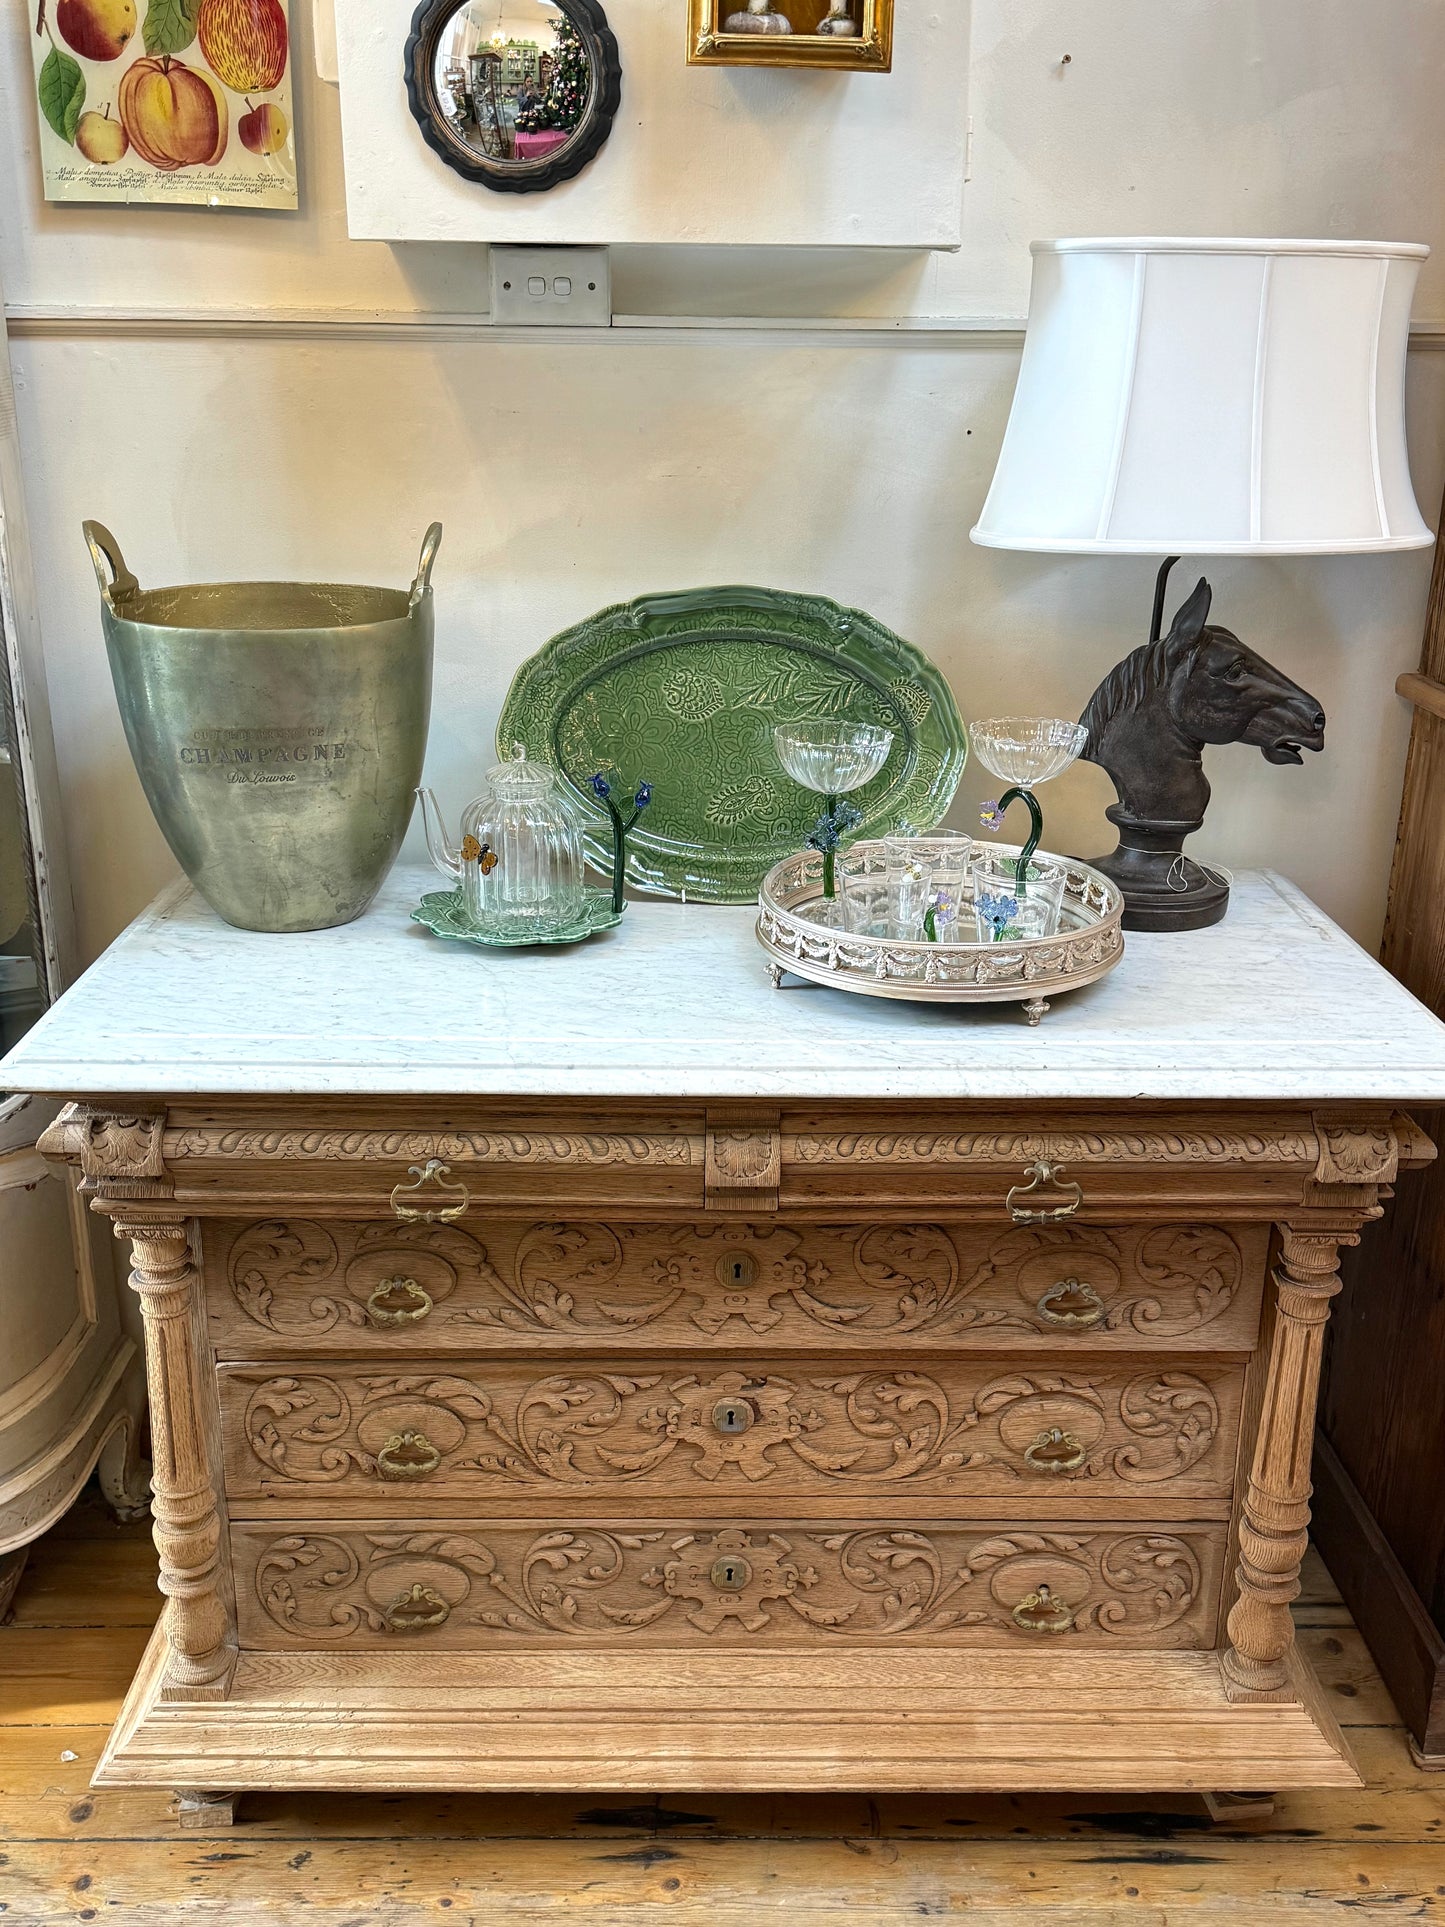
[487,741,561,801]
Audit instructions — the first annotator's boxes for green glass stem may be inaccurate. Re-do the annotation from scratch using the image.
[822,792,839,899]
[605,800,644,914]
[997,786,1044,894]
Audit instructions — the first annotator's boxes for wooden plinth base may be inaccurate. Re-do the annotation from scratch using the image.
[96,1627,1361,1797]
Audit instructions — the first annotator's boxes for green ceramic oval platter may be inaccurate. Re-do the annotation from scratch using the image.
[496,586,967,904]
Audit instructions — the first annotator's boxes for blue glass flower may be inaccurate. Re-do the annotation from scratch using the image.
[977,889,1019,938]
[806,799,863,855]
[589,773,612,799]
[634,782,653,810]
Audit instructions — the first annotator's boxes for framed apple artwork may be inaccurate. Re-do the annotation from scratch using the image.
[29,0,297,207]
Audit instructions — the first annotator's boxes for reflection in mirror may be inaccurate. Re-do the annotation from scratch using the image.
[434,0,589,167]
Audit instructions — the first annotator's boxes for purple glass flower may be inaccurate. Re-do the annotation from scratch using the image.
[979,801,1005,833]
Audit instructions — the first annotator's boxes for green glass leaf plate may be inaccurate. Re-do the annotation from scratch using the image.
[411,887,624,948]
[496,586,967,904]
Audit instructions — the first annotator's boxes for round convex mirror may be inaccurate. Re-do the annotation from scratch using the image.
[406,0,621,193]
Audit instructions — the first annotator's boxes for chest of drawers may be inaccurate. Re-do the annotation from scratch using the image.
[10,871,1445,1821]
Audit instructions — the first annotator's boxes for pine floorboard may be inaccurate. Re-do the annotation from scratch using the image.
[2,1493,1442,1925]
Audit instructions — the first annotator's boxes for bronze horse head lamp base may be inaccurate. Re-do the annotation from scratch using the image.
[1079,560,1326,932]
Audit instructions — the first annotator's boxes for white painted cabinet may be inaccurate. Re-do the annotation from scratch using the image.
[0,302,147,1614]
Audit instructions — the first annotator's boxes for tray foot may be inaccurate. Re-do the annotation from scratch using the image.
[1023,997,1051,1026]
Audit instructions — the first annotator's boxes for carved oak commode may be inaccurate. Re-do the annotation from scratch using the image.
[7,864,1445,1820]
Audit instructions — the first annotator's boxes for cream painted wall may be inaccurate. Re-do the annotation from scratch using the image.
[1,0,1442,961]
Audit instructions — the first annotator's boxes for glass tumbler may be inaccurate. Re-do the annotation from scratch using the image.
[883,830,972,941]
[971,853,1067,944]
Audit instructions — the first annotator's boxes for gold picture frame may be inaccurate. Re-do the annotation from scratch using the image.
[687,0,893,71]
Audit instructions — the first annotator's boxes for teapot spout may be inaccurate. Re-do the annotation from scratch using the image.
[416,787,461,881]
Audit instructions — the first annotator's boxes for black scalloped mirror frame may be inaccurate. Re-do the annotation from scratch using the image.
[404,0,622,194]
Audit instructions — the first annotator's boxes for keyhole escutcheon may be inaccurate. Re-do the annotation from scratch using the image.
[710,1555,753,1590]
[712,1397,755,1436]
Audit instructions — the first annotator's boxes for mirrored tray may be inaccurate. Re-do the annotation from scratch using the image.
[497,586,967,904]
[756,842,1125,1023]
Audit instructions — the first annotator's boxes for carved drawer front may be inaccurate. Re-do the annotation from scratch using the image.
[219,1357,1246,1505]
[233,1518,1227,1652]
[206,1217,1268,1355]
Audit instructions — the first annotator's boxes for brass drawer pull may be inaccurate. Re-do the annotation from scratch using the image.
[377,1431,443,1480]
[1006,1158,1083,1224]
[390,1158,470,1224]
[366,1276,434,1327]
[1012,1584,1074,1635]
[1022,1426,1087,1475]
[384,1583,450,1633]
[1036,1278,1105,1329]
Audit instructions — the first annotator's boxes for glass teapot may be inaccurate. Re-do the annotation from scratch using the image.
[417,744,586,938]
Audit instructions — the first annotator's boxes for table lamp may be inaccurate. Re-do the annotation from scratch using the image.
[971,237,1433,930]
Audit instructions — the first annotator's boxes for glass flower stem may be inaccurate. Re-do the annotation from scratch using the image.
[996,786,1044,893]
[822,792,839,899]
[599,799,640,913]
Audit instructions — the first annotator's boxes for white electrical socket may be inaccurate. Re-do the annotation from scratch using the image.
[489,247,612,328]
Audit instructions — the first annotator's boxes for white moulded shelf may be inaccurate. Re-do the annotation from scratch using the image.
[334,0,970,249]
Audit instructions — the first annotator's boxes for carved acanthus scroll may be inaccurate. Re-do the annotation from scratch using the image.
[248,1523,1215,1649]
[38,1103,170,1199]
[705,1107,781,1213]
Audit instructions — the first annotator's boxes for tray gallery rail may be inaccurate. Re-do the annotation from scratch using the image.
[756,842,1125,1023]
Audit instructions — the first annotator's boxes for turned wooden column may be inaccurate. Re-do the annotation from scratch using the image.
[1223,1223,1350,1698]
[113,1217,235,1702]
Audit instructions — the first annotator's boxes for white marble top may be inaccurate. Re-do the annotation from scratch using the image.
[4,865,1445,1103]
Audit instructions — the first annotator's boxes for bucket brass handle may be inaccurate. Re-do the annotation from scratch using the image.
[391,1159,469,1224]
[82,520,139,606]
[1012,1584,1074,1635]
[1006,1159,1083,1224]
[377,1431,443,1480]
[384,1583,450,1634]
[1036,1279,1105,1329]
[409,522,444,609]
[1022,1426,1087,1475]
[366,1276,434,1327]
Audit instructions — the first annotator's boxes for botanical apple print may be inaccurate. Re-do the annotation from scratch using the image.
[197,0,287,93]
[119,53,226,167]
[35,0,291,179]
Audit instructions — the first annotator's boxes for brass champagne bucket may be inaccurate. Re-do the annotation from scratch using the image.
[85,521,441,933]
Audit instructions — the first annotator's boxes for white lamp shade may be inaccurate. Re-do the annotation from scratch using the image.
[972,239,1433,556]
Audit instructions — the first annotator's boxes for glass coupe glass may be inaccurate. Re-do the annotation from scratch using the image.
[970,716,1088,895]
[773,721,895,795]
[970,717,1089,790]
[773,721,895,904]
